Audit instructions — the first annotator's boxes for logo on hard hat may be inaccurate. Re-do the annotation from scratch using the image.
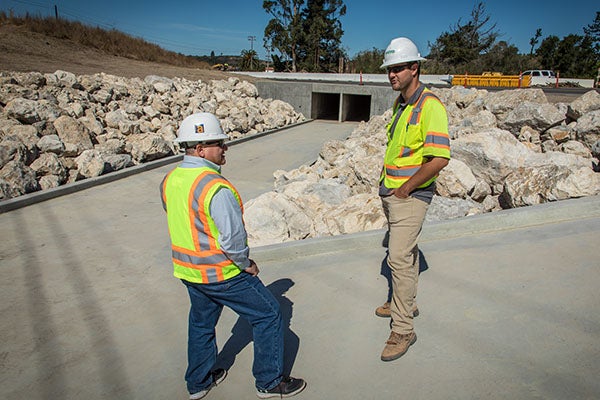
[194,124,205,133]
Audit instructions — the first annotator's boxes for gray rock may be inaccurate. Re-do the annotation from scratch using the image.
[567,90,600,120]
[53,115,93,154]
[37,134,65,155]
[30,152,68,183]
[4,98,61,124]
[75,150,106,178]
[499,101,565,134]
[0,160,39,198]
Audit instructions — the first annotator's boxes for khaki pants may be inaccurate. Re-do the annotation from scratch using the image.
[381,195,428,335]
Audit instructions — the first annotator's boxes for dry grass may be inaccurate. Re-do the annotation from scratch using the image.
[0,11,210,69]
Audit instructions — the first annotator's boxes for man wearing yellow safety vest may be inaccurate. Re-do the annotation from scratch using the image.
[375,38,451,361]
[160,113,306,399]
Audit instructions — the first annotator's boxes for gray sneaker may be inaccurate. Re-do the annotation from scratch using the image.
[189,369,227,400]
[257,376,307,398]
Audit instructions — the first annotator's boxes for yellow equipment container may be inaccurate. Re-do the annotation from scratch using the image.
[451,74,531,88]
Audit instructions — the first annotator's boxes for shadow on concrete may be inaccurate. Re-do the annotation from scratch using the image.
[33,204,132,398]
[12,211,67,400]
[216,278,300,377]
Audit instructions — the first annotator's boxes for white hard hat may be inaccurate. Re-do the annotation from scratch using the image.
[174,112,228,144]
[380,37,426,69]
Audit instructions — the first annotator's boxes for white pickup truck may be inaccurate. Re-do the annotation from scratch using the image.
[520,70,557,86]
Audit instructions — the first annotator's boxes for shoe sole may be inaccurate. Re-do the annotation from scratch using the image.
[256,380,307,399]
[380,334,417,362]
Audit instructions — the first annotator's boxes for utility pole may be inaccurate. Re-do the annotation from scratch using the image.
[248,36,256,70]
[266,48,271,72]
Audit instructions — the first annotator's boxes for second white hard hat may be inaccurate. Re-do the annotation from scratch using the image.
[380,37,426,69]
[174,112,229,143]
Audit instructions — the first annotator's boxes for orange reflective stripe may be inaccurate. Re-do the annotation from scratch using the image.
[189,172,210,252]
[195,174,219,251]
[398,146,413,158]
[173,259,228,277]
[212,177,244,213]
[172,244,221,257]
[160,170,173,210]
[408,92,442,125]
[385,164,421,177]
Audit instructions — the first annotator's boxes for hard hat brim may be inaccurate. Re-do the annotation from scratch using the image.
[380,57,427,69]
[173,132,229,143]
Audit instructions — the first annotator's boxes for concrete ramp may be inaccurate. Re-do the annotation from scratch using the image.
[1,121,598,400]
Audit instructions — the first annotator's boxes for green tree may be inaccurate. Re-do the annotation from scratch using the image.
[240,49,260,71]
[263,0,346,72]
[480,41,521,74]
[300,0,346,72]
[263,0,305,72]
[349,47,384,73]
[583,11,600,47]
[529,28,542,55]
[428,2,499,71]
[535,35,560,70]
[534,33,598,78]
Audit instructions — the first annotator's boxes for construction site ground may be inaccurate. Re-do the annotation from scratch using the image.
[1,120,599,400]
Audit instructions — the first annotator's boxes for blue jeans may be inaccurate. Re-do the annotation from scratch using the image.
[183,272,283,393]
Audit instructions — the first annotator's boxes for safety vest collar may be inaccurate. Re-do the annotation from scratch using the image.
[393,83,426,113]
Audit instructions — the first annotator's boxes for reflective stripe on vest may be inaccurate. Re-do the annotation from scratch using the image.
[382,89,449,189]
[161,167,243,284]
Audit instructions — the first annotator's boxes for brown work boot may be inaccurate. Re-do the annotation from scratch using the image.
[375,302,419,318]
[381,331,417,361]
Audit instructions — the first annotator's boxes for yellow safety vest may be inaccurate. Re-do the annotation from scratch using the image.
[381,88,451,190]
[160,166,244,284]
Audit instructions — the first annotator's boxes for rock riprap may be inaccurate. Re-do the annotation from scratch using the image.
[244,87,600,246]
[0,70,305,199]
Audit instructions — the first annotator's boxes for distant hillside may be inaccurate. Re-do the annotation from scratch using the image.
[0,12,211,67]
[0,12,253,82]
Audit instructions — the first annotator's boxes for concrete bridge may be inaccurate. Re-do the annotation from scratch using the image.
[234,72,596,123]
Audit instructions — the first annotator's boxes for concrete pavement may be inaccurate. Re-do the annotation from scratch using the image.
[1,120,599,400]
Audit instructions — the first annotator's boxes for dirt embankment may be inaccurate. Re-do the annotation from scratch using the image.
[0,23,253,83]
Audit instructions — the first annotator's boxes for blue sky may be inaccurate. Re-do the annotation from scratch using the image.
[2,0,597,60]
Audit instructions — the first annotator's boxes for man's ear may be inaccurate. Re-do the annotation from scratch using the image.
[410,63,418,76]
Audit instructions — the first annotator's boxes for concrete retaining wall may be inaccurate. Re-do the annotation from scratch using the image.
[256,80,397,121]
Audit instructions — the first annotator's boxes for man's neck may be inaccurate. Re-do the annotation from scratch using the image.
[400,79,421,102]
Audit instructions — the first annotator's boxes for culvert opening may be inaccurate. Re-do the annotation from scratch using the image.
[342,94,371,122]
[311,92,339,120]
[311,92,372,122]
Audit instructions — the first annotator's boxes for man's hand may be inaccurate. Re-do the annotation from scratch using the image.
[244,260,259,276]
[393,185,411,198]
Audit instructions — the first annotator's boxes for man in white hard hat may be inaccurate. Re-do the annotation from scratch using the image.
[160,112,306,399]
[376,38,451,361]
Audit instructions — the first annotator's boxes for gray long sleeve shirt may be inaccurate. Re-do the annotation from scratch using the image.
[180,155,251,270]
